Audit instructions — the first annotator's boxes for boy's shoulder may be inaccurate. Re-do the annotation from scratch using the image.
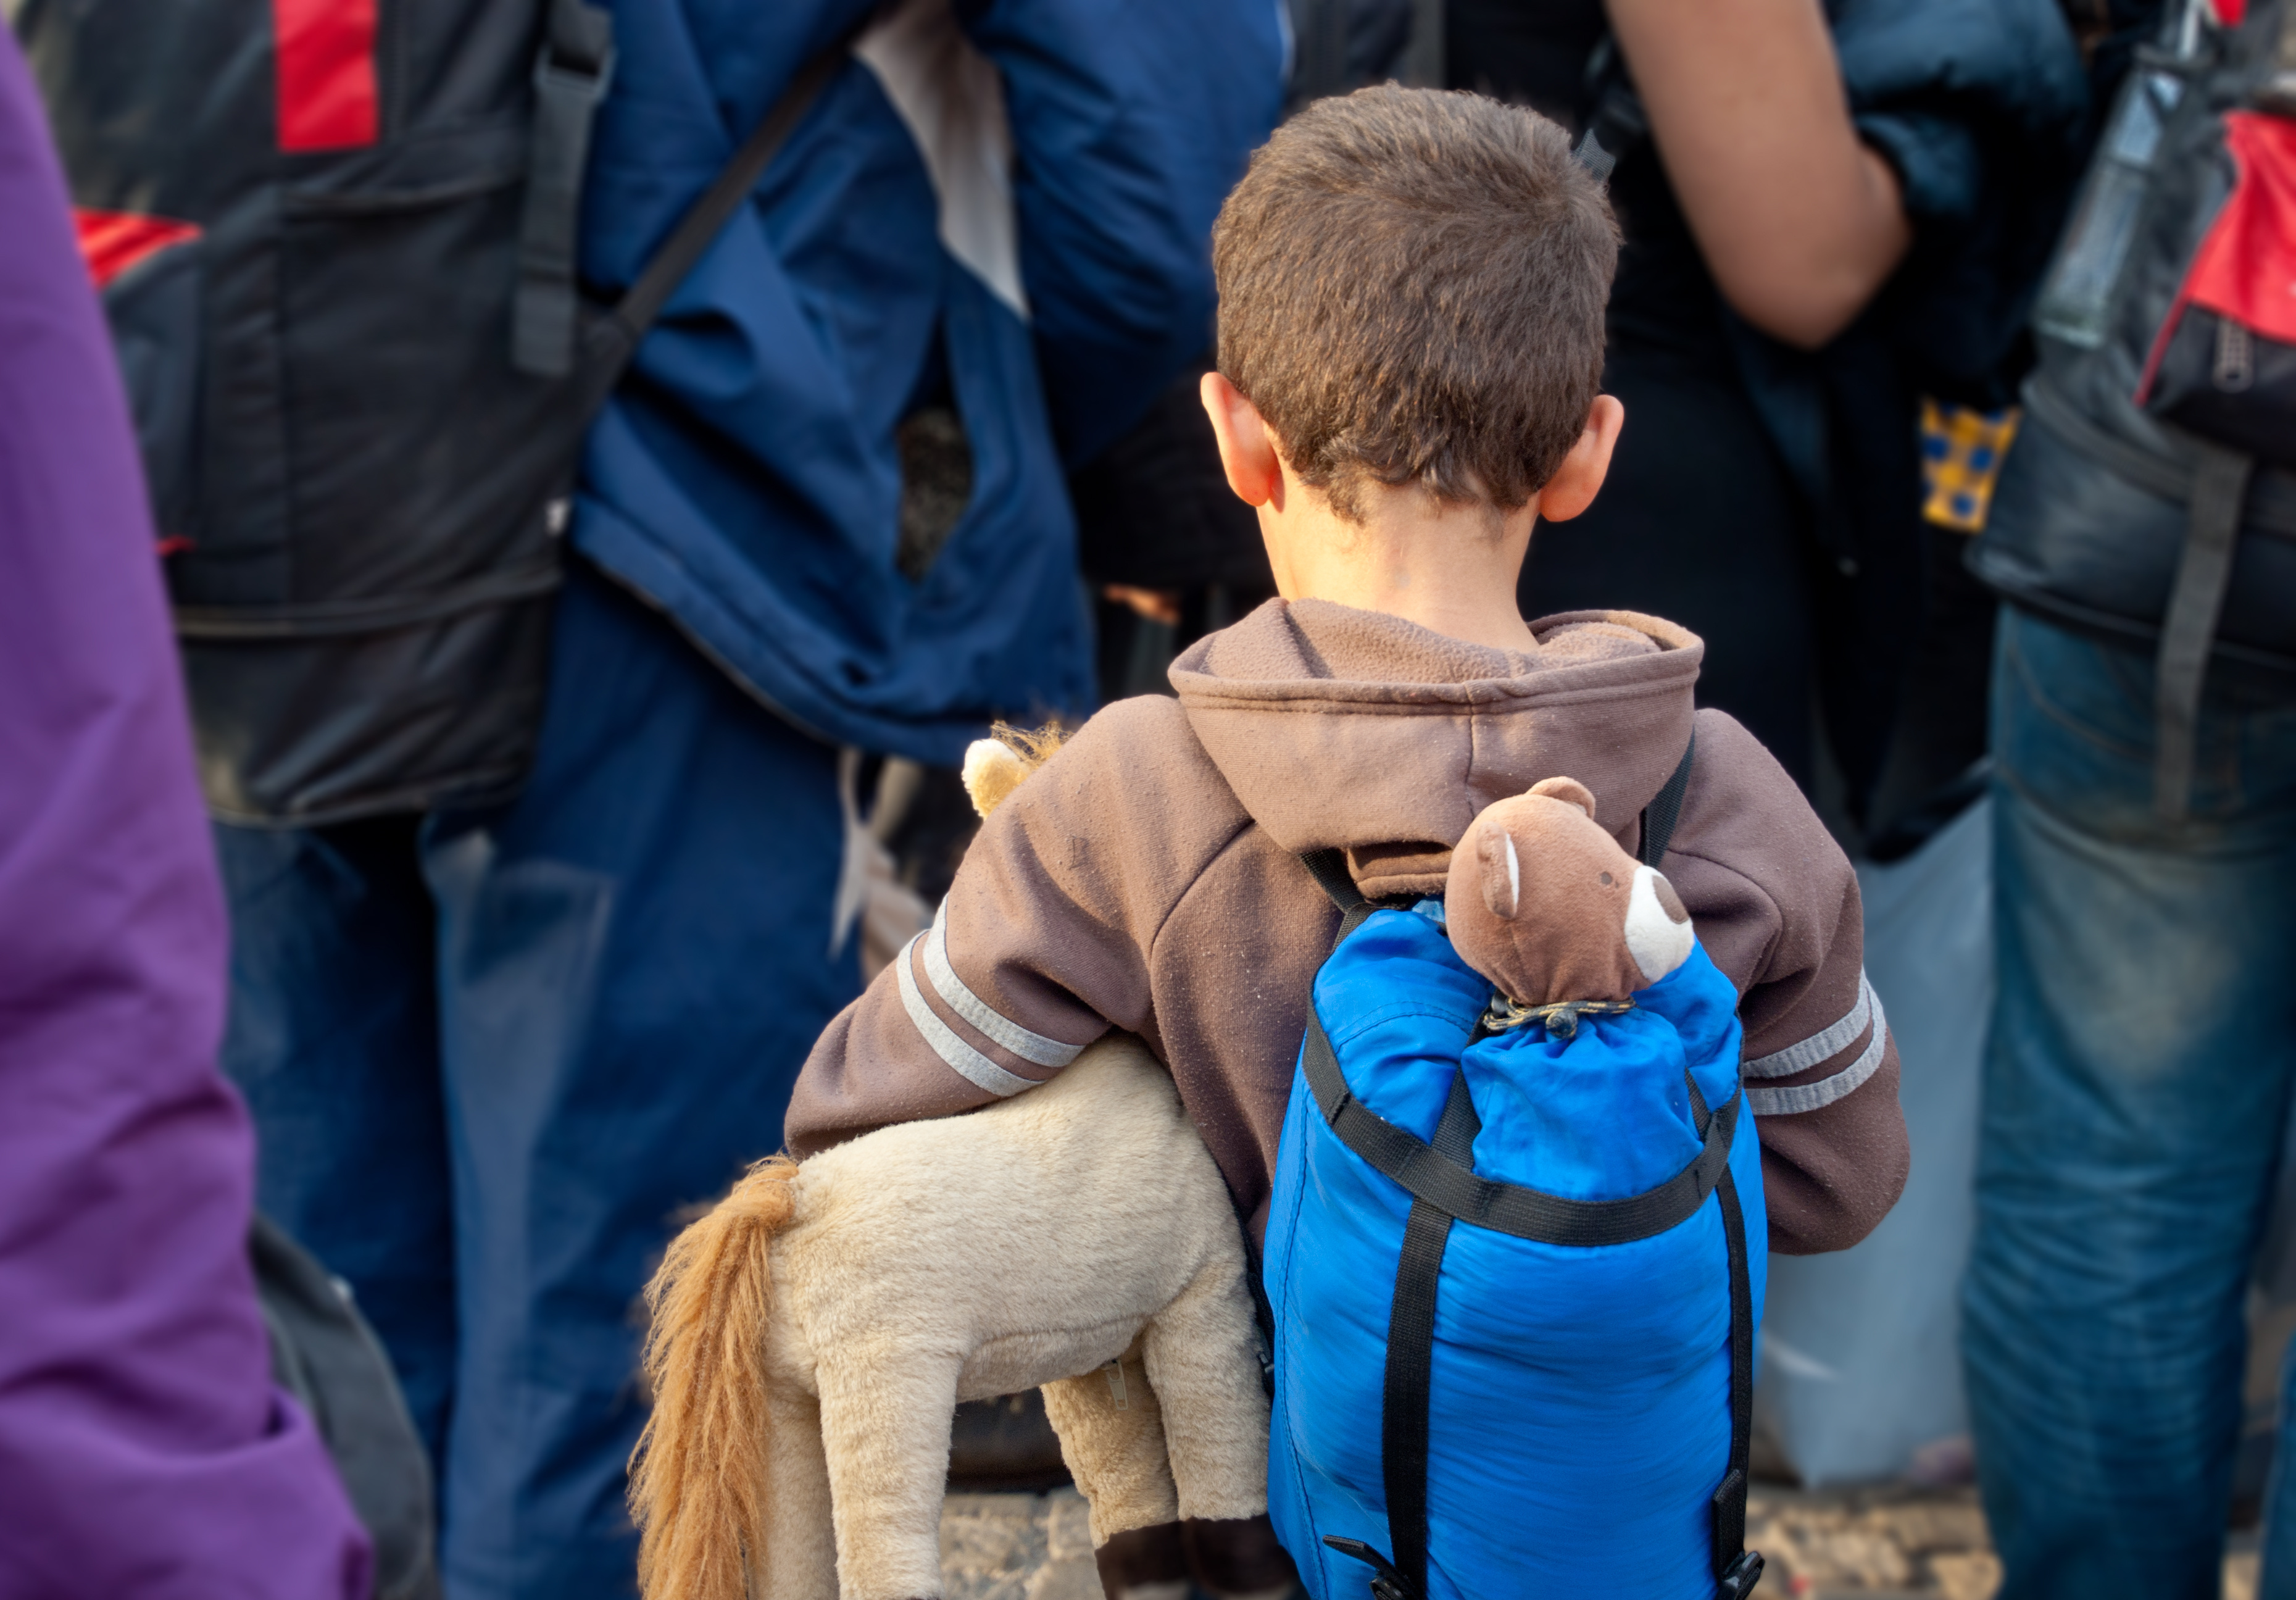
[1673,707,1840,874]
[977,693,1255,909]
[1666,706,1860,991]
[1025,693,1238,817]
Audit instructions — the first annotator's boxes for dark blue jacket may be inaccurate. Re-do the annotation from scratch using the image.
[573,0,1283,762]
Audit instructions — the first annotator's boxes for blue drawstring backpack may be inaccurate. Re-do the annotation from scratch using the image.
[1263,752,1767,1600]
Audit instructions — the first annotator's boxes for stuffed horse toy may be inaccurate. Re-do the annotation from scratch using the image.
[627,728,1268,1600]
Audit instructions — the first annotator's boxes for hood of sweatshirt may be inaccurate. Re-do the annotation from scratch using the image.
[1168,599,1702,898]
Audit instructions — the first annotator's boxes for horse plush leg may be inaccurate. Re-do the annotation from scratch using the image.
[758,1381,838,1600]
[813,1350,962,1600]
[1042,1336,1182,1547]
[1141,1263,1270,1524]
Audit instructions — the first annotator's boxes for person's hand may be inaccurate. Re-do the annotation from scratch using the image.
[1607,0,1911,350]
[1103,585,1183,626]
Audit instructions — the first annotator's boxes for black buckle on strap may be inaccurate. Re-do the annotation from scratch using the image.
[1720,1548,1766,1598]
[1324,1537,1416,1600]
[534,27,615,98]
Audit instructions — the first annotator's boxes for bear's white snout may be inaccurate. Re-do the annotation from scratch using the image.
[1623,864,1694,986]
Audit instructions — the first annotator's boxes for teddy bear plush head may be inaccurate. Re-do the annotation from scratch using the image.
[1443,776,1695,1009]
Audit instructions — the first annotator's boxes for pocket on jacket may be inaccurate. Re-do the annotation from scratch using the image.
[276,143,533,601]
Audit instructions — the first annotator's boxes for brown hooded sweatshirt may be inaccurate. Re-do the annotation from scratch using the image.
[788,601,1908,1254]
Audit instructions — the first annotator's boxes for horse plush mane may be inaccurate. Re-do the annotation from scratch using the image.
[628,727,1265,1600]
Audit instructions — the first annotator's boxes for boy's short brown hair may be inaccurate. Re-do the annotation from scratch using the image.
[1212,86,1618,521]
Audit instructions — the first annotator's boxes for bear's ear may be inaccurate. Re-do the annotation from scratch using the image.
[1476,819,1521,919]
[1528,776,1597,820]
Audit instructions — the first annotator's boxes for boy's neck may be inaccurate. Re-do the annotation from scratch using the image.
[1258,473,1541,656]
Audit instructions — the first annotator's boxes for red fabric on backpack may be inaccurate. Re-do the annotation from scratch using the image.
[2187,112,2296,341]
[2141,111,2296,394]
[71,208,199,288]
[273,0,378,151]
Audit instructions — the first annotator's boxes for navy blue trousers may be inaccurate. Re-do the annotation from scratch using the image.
[215,560,859,1600]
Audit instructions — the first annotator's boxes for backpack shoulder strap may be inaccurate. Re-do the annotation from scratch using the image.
[512,0,618,377]
[564,27,857,404]
[1299,846,1386,948]
[2155,442,2254,818]
[1638,731,1698,867]
[1297,846,1362,913]
[604,37,852,348]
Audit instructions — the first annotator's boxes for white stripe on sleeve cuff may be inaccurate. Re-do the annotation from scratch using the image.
[1744,983,1890,1117]
[1744,972,1877,1079]
[921,902,1084,1069]
[895,932,1040,1098]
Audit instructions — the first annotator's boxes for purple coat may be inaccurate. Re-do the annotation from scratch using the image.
[0,30,372,1599]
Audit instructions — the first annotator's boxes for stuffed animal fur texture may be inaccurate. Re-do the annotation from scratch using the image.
[629,725,1268,1600]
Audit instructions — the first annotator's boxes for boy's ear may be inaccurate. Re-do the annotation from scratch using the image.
[1532,394,1626,525]
[1199,370,1284,509]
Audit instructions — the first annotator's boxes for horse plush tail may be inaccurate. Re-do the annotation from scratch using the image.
[630,1156,802,1600]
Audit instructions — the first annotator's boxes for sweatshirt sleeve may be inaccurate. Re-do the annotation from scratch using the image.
[0,32,371,1597]
[786,696,1241,1156]
[1667,712,1910,1256]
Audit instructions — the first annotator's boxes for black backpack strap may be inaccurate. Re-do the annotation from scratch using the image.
[1713,1168,1765,1599]
[2153,442,2253,819]
[1569,34,1650,185]
[513,0,618,377]
[549,27,855,408]
[1299,845,1386,945]
[1368,1073,1479,1600]
[1639,731,1697,867]
[1298,845,1365,913]
[601,39,852,352]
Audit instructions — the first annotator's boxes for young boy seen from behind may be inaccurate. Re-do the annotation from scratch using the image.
[788,84,1908,1596]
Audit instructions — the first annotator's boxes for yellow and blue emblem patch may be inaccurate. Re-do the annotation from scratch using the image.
[1920,400,2020,534]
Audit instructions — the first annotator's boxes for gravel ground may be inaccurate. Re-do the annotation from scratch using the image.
[938,1485,2264,1600]
[941,1491,1102,1600]
[1745,1484,2261,1600]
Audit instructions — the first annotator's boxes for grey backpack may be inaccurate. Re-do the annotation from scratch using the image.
[1970,0,2296,816]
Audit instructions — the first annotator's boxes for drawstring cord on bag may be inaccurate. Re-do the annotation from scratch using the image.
[1483,995,1636,1040]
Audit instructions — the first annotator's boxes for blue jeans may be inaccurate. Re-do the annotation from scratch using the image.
[215,560,859,1600]
[1964,605,2296,1598]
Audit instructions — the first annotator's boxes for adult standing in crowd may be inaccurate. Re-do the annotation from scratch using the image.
[0,28,370,1598]
[1449,0,2084,812]
[1960,1,2296,1592]
[15,2,1284,1596]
